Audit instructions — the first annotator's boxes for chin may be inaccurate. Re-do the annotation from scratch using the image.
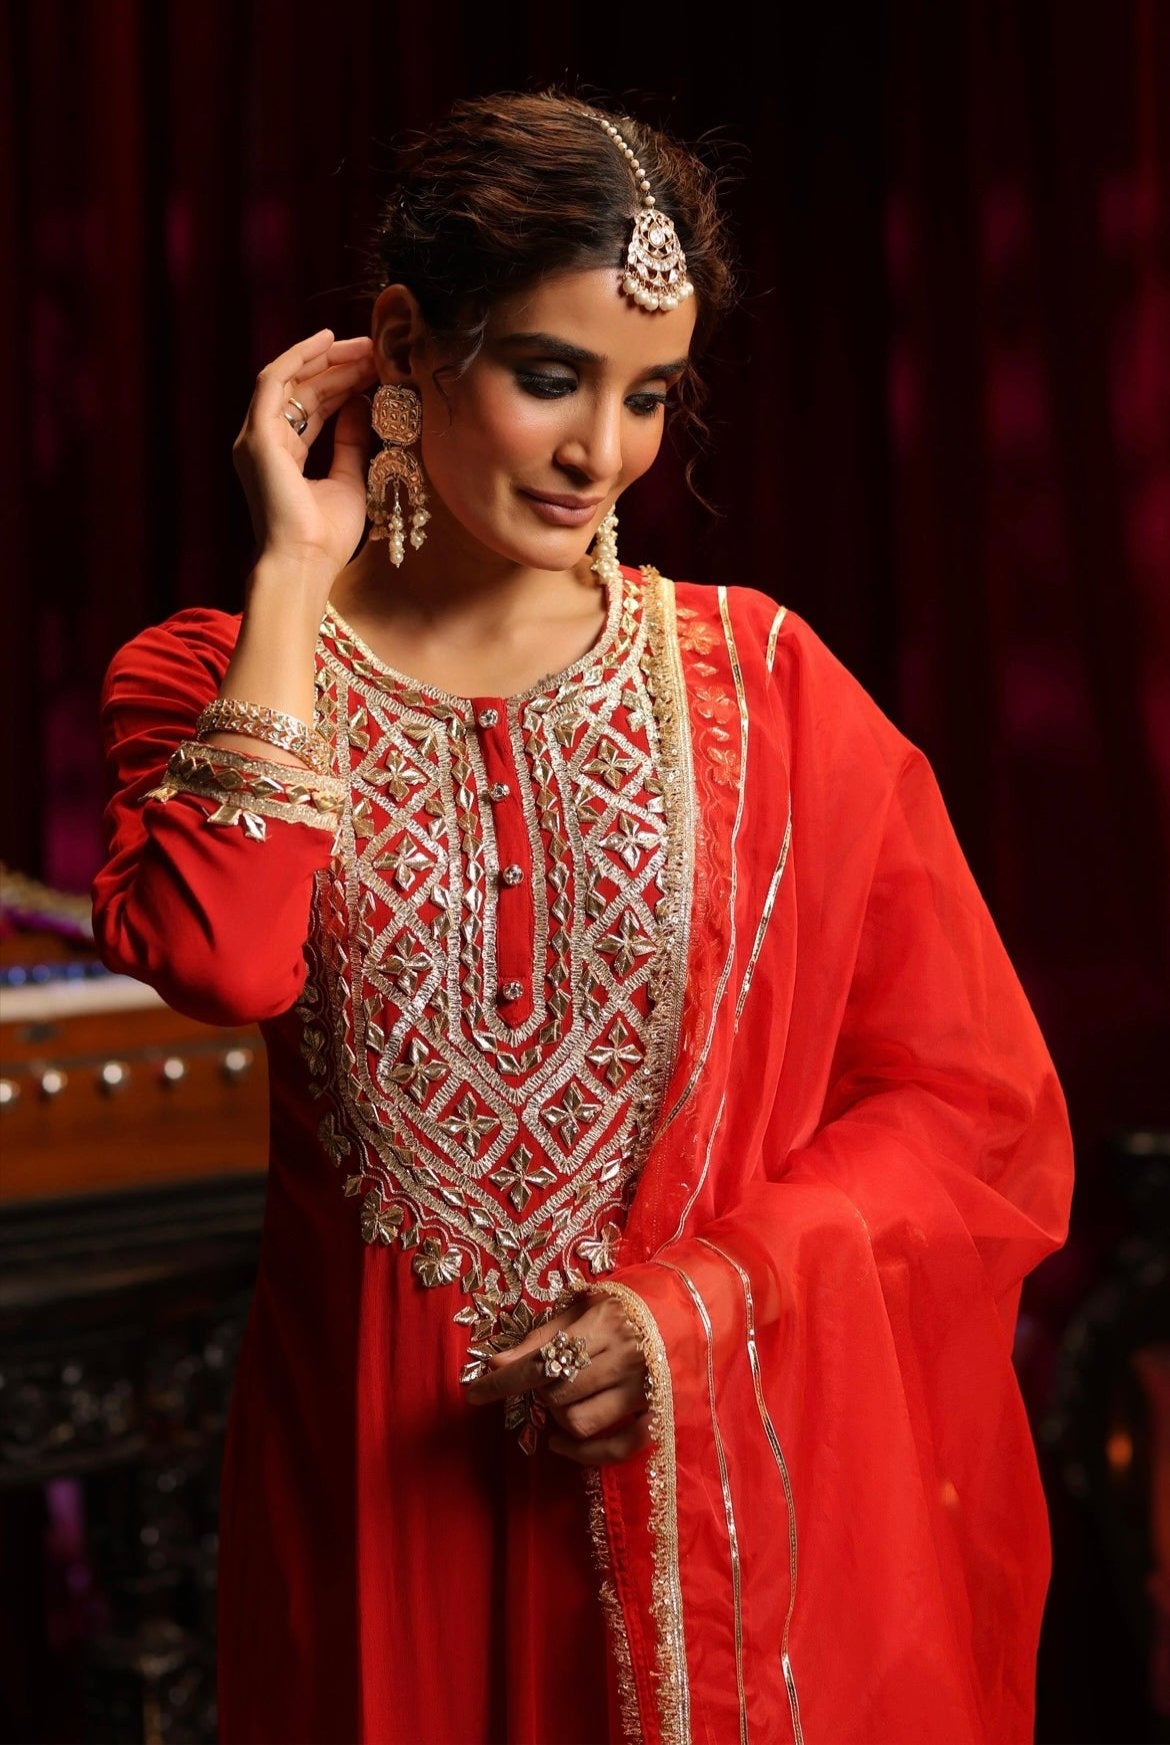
[481,521,598,575]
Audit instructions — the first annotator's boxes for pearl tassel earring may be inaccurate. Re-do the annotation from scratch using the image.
[367,384,430,566]
[590,507,621,589]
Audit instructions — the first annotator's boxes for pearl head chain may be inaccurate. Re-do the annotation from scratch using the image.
[584,111,695,313]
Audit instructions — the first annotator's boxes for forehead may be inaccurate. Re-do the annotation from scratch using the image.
[486,266,697,367]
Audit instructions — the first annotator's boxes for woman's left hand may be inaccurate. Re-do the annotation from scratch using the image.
[465,1293,651,1466]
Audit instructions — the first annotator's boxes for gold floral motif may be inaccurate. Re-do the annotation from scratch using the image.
[491,1144,557,1211]
[577,1220,622,1274]
[360,1190,404,1245]
[586,1017,643,1088]
[412,1235,463,1287]
[598,912,657,977]
[379,1037,447,1105]
[541,1081,602,1148]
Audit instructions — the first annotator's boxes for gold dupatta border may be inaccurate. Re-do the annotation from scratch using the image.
[696,1237,805,1745]
[637,566,698,1116]
[583,1470,643,1743]
[591,1277,690,1745]
[582,566,694,1743]
[657,1261,750,1744]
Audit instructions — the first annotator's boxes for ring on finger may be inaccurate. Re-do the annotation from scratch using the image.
[283,396,309,436]
[538,1328,591,1385]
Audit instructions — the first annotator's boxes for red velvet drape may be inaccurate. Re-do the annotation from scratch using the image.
[4,4,1167,1737]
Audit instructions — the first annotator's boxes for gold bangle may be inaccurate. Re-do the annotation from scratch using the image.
[195,698,332,776]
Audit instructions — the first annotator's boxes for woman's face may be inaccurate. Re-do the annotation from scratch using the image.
[376,266,698,573]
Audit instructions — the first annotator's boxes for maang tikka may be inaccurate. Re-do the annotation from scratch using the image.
[584,109,695,313]
[367,383,430,565]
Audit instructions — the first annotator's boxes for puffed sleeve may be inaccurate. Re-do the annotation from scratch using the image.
[90,608,343,1026]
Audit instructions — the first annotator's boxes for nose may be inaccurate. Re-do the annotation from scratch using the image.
[553,392,624,486]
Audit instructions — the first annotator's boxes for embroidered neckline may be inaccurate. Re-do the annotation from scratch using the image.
[320,564,626,714]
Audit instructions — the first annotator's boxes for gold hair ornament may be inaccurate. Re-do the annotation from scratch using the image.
[585,111,695,313]
[367,383,430,565]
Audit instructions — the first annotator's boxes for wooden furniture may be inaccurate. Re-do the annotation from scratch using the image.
[0,866,268,1744]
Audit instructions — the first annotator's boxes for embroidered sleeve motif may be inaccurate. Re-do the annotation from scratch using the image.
[145,740,346,840]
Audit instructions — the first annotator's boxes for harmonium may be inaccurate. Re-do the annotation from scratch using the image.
[0,864,269,1745]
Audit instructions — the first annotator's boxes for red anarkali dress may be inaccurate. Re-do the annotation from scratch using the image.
[93,564,1073,1745]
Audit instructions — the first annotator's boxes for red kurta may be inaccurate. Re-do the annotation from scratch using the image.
[92,565,1072,1745]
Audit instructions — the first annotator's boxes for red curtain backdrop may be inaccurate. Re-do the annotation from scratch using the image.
[3,3,1167,1738]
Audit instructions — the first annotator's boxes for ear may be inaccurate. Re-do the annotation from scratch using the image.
[371,283,428,383]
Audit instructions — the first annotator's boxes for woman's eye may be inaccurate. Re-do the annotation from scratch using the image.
[515,371,576,399]
[626,393,668,417]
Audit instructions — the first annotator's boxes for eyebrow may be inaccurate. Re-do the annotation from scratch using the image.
[498,331,690,378]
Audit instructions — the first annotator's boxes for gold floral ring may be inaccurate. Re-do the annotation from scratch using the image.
[537,1328,591,1385]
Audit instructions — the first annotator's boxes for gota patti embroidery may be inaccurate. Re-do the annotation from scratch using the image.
[296,566,695,1447]
[145,741,346,840]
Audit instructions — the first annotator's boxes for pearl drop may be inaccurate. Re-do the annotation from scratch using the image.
[644,194,655,207]
[661,294,677,309]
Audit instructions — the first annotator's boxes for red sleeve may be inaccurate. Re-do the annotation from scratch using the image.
[90,608,336,1026]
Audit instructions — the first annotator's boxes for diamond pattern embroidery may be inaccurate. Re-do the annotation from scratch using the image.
[298,570,694,1428]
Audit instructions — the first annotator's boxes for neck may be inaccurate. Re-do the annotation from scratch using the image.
[332,501,603,637]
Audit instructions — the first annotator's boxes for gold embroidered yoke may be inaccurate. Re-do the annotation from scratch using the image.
[295,567,694,1444]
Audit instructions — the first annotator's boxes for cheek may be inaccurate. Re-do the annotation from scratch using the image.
[620,416,667,486]
[421,379,551,492]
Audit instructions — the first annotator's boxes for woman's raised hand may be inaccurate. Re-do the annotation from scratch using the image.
[232,328,379,585]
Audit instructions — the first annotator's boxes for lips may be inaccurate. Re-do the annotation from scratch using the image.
[518,489,607,529]
[519,490,605,511]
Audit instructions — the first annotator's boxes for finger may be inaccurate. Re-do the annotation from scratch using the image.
[282,337,375,399]
[546,1384,643,1443]
[548,1414,652,1467]
[532,1297,641,1407]
[254,328,334,403]
[329,394,373,486]
[464,1307,586,1404]
[277,357,377,427]
[465,1341,560,1405]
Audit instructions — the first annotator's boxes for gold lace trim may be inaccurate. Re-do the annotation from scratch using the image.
[145,741,345,840]
[584,1469,643,1743]
[589,1277,689,1745]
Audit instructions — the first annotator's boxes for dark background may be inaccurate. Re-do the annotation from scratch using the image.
[3,2,1168,1739]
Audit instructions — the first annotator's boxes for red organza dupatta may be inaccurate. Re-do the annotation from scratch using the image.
[586,579,1073,1745]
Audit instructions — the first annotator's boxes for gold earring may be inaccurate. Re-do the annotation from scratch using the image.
[590,506,621,589]
[367,384,430,565]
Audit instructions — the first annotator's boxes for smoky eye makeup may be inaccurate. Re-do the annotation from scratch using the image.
[514,369,577,397]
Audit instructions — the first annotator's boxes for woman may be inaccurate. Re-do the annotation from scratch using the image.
[92,91,1073,1745]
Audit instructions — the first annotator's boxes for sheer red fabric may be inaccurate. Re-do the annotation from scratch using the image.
[91,571,1072,1744]
[589,586,1073,1744]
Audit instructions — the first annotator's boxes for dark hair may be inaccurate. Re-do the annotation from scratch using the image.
[362,89,739,491]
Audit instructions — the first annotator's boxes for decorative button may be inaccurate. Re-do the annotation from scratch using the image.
[39,1068,68,1099]
[477,707,500,728]
[498,979,525,1002]
[488,781,511,802]
[500,863,525,887]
